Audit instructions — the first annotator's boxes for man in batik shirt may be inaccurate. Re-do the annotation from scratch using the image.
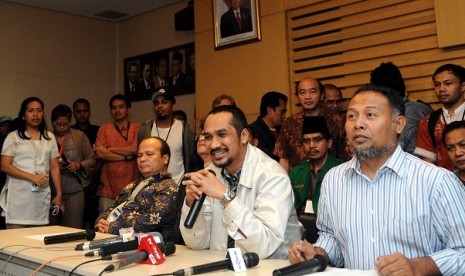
[95,137,177,240]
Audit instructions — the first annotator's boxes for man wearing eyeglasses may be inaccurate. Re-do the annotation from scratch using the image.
[322,83,345,116]
[95,94,141,212]
[289,116,342,243]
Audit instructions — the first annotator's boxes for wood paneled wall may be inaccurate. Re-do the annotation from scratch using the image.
[286,0,465,110]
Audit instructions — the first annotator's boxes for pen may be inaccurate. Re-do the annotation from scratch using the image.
[300,228,307,260]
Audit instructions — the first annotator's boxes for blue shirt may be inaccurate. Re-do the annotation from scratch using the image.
[315,145,465,274]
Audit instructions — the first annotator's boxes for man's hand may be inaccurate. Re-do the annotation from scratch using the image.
[375,253,440,276]
[288,240,328,264]
[95,219,110,233]
[182,169,226,207]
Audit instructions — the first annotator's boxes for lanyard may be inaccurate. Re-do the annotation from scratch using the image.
[57,133,69,157]
[114,122,130,141]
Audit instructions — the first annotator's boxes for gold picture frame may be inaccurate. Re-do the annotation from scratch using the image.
[213,0,261,50]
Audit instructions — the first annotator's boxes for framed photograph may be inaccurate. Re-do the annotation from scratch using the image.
[123,42,195,102]
[213,0,261,49]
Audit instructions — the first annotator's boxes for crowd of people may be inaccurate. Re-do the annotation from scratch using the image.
[0,61,464,275]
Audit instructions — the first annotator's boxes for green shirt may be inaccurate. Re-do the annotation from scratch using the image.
[289,154,342,215]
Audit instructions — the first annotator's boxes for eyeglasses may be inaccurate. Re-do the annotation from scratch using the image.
[53,122,70,127]
[323,99,345,106]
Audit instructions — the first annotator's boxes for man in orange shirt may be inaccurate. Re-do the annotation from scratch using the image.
[95,94,141,212]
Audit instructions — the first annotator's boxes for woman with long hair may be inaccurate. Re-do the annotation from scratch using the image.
[0,97,64,228]
[51,104,97,229]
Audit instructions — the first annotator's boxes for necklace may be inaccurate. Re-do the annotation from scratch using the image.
[156,118,174,141]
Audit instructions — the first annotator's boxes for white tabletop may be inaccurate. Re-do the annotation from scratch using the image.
[0,226,377,275]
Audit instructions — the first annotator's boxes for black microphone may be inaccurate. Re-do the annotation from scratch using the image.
[43,229,95,245]
[86,232,164,256]
[75,236,125,251]
[92,239,175,257]
[272,254,327,276]
[173,252,259,276]
[184,169,216,229]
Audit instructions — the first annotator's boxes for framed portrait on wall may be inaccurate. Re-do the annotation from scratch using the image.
[213,0,261,49]
[124,43,195,102]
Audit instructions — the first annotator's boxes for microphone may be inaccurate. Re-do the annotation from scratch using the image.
[75,236,125,251]
[116,240,176,259]
[103,235,166,272]
[184,169,216,229]
[43,229,95,245]
[89,233,173,257]
[173,252,259,276]
[272,254,327,276]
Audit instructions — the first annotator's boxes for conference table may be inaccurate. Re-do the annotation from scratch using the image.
[0,226,377,275]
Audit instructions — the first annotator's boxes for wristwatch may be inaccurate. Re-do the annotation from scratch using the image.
[220,188,236,207]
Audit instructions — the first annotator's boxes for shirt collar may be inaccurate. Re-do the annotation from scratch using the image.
[442,101,465,119]
[344,145,406,179]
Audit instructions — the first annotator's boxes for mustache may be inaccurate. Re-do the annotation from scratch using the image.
[210,147,228,155]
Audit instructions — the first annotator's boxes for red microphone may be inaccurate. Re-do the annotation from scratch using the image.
[103,235,165,272]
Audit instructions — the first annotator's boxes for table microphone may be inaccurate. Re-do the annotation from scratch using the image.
[173,252,259,276]
[103,235,166,272]
[116,241,176,259]
[184,169,216,229]
[272,254,327,276]
[75,236,125,251]
[43,229,95,245]
[90,236,174,257]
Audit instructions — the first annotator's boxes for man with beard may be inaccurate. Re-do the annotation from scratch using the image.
[138,88,194,185]
[180,105,301,259]
[415,64,465,171]
[95,94,141,212]
[289,116,342,243]
[288,85,465,275]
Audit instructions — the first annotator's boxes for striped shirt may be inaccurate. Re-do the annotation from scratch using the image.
[315,145,465,274]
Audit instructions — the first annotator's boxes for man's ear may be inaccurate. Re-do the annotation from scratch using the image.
[240,128,250,144]
[395,115,407,135]
[163,154,170,165]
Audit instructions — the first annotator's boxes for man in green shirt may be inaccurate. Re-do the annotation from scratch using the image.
[290,116,342,242]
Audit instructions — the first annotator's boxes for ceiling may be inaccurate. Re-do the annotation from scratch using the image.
[4,0,186,22]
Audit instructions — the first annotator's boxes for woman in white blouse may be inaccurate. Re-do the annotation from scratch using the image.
[0,97,64,228]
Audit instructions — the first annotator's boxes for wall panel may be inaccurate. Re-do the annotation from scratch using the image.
[286,0,465,114]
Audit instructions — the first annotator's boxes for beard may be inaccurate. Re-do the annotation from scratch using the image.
[351,143,396,160]
[210,148,233,168]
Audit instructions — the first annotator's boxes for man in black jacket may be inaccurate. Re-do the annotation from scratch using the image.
[248,91,287,161]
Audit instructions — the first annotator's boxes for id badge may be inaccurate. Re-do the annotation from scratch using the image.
[31,184,40,192]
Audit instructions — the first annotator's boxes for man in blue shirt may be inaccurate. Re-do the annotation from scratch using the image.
[288,85,465,275]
